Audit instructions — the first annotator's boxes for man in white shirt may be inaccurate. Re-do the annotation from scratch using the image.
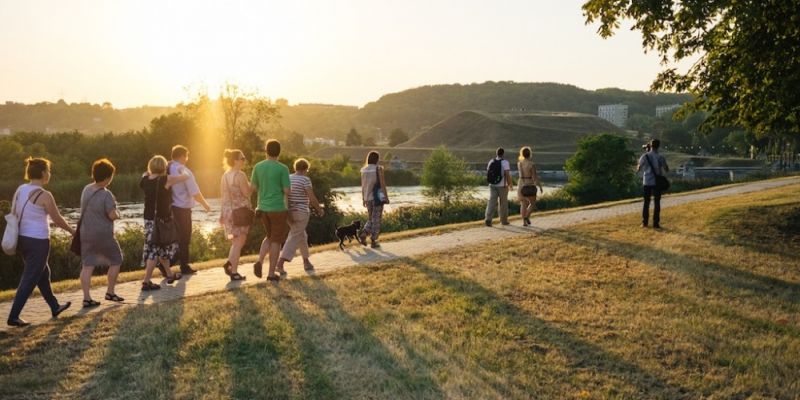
[168,145,211,274]
[485,147,513,227]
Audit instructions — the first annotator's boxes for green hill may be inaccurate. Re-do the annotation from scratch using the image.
[358,81,692,134]
[399,110,628,152]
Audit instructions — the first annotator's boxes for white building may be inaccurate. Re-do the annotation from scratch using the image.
[303,137,338,147]
[598,104,629,127]
[655,104,681,117]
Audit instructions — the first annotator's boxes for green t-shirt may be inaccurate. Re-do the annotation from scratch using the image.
[250,159,291,212]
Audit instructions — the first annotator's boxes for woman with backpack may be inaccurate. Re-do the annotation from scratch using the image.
[7,157,74,327]
[359,151,389,248]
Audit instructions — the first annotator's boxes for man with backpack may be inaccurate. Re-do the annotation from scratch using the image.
[637,139,670,229]
[485,147,513,227]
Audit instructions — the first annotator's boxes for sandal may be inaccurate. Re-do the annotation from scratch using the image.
[82,299,101,308]
[166,272,182,284]
[141,281,161,291]
[222,261,232,276]
[230,273,246,281]
[105,293,124,302]
[253,261,263,278]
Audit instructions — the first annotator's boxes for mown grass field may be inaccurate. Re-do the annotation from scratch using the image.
[0,184,798,399]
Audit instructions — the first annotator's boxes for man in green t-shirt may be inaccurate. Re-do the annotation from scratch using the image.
[250,139,291,281]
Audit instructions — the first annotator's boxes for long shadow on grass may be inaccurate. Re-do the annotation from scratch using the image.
[542,229,800,305]
[82,284,186,399]
[290,277,445,399]
[405,258,691,398]
[223,289,293,399]
[0,309,112,398]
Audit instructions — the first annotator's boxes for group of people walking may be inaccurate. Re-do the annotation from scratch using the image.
[5,139,392,327]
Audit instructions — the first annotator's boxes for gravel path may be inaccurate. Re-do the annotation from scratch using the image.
[2,177,797,331]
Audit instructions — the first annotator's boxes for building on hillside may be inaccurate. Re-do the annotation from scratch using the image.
[655,104,681,117]
[303,137,338,147]
[598,104,629,127]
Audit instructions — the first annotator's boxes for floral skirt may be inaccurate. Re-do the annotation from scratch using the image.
[141,219,179,263]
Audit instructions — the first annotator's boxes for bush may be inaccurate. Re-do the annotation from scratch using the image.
[565,134,636,204]
[421,146,472,205]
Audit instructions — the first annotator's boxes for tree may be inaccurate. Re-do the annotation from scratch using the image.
[219,83,279,147]
[583,0,800,138]
[345,128,362,146]
[286,131,307,154]
[564,134,635,204]
[388,128,409,147]
[363,137,376,147]
[421,146,471,205]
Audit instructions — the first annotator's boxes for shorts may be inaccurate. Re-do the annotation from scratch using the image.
[257,210,289,244]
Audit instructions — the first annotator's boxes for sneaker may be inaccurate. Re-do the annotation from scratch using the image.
[303,260,315,271]
[641,223,649,228]
[501,221,510,226]
[653,224,662,230]
[253,261,263,278]
[180,264,197,274]
[370,241,381,249]
[485,220,492,227]
[524,217,532,226]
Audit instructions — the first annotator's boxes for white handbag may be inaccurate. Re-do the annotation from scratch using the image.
[2,188,41,256]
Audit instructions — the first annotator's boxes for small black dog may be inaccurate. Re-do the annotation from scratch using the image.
[336,220,365,250]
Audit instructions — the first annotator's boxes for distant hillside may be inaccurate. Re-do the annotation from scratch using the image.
[358,81,693,133]
[277,103,360,140]
[1,82,692,138]
[0,101,175,134]
[400,110,627,152]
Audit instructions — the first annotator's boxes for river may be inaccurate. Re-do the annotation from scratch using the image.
[62,184,561,235]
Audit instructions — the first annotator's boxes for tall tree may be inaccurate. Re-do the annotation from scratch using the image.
[421,146,471,205]
[219,83,279,147]
[388,128,409,147]
[345,128,362,146]
[583,0,800,138]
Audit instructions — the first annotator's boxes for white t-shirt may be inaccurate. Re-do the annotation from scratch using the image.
[487,157,511,187]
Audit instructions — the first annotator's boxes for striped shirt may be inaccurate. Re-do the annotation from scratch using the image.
[288,174,313,213]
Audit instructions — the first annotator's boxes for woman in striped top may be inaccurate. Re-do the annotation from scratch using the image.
[276,158,324,273]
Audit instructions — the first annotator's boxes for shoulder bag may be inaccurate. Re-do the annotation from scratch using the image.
[227,172,254,227]
[3,187,44,255]
[150,177,179,246]
[644,153,670,192]
[70,187,104,257]
[372,167,387,206]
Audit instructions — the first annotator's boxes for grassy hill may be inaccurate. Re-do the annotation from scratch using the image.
[0,183,797,399]
[399,110,627,151]
[358,81,692,134]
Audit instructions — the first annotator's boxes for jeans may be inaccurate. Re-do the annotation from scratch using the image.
[172,206,192,267]
[485,185,509,224]
[8,236,60,321]
[643,185,662,226]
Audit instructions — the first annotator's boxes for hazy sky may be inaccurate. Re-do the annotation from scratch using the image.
[1,0,680,108]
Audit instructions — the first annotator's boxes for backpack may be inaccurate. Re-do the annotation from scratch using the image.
[487,158,503,185]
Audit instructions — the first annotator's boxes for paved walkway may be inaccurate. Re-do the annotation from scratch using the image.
[2,177,797,331]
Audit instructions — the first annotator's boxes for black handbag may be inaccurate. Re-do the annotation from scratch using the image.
[149,176,178,246]
[70,188,103,256]
[644,153,670,192]
[226,173,254,227]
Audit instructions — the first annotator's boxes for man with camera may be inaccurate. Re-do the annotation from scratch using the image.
[637,139,669,229]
